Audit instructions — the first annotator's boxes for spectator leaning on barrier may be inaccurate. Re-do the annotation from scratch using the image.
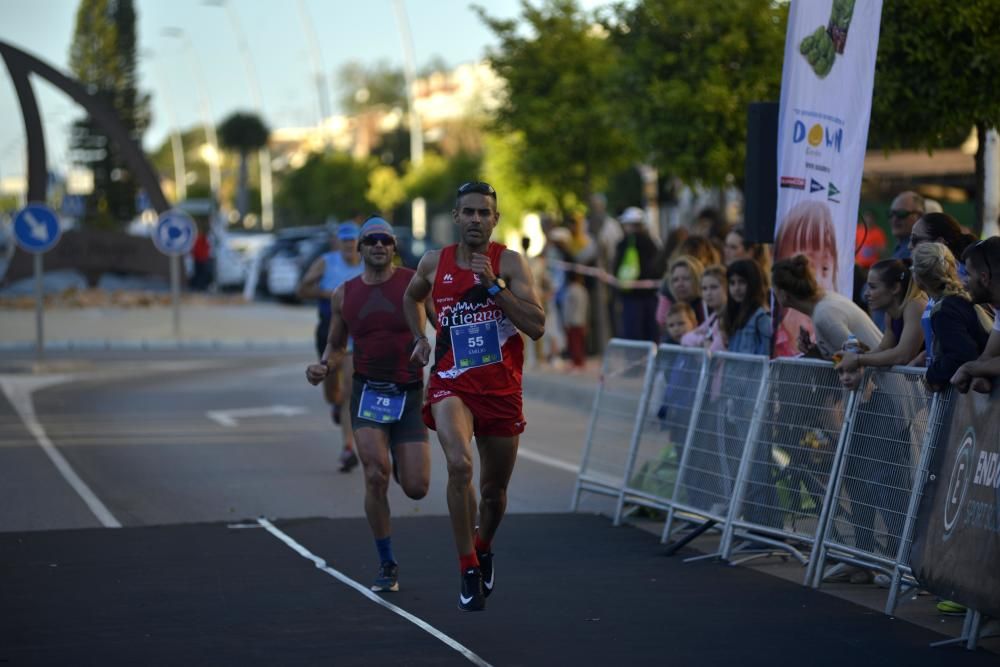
[612,207,664,342]
[723,259,772,356]
[833,338,912,566]
[835,258,927,373]
[908,213,982,368]
[680,264,726,352]
[910,242,989,391]
[771,254,881,359]
[951,237,1000,393]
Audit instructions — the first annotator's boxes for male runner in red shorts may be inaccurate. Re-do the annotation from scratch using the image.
[403,181,545,611]
[306,217,431,593]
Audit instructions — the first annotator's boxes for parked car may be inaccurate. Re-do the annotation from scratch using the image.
[258,226,330,301]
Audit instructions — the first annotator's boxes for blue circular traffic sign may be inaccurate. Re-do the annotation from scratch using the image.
[153,209,197,256]
[13,203,61,254]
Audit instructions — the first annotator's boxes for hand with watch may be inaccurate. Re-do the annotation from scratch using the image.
[487,277,507,297]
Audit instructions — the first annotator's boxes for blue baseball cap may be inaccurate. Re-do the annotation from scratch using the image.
[337,222,360,241]
[359,216,394,240]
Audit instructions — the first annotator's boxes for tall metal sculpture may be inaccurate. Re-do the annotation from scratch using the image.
[0,39,168,212]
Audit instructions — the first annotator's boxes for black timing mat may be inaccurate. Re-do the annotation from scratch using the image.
[1,513,994,666]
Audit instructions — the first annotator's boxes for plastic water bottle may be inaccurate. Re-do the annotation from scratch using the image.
[844,333,861,354]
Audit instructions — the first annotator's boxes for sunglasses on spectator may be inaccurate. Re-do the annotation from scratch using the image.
[889,209,919,219]
[456,181,496,198]
[361,234,395,247]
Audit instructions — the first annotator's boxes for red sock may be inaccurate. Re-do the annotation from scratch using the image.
[459,551,480,572]
[474,533,491,555]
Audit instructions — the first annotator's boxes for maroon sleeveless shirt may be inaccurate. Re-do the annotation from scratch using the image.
[342,267,422,385]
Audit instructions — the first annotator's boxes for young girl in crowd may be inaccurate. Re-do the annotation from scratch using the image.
[722,259,772,355]
[724,224,772,286]
[656,255,707,340]
[681,265,727,352]
[835,258,927,372]
[910,242,989,391]
[773,201,840,357]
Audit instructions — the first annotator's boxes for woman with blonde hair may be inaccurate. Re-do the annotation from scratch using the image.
[680,264,727,351]
[656,255,707,339]
[836,258,927,372]
[911,242,989,390]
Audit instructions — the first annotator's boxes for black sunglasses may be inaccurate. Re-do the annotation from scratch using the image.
[361,234,395,247]
[889,209,919,219]
[456,181,496,198]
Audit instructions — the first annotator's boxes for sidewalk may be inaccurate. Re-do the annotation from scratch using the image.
[0,299,316,350]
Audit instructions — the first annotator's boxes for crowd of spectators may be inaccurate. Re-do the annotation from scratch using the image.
[525,190,999,401]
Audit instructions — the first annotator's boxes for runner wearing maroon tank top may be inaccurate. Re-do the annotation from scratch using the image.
[306,217,432,595]
[403,181,545,612]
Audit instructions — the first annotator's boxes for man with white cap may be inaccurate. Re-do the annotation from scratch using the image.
[298,221,364,471]
[306,216,432,593]
[612,206,664,342]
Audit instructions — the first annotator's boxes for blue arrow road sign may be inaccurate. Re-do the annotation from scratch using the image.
[153,209,197,256]
[13,203,61,254]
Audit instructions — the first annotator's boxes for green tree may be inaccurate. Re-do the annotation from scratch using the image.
[336,61,406,114]
[870,0,1000,229]
[367,165,406,218]
[68,0,150,227]
[218,112,269,224]
[149,126,212,196]
[275,152,374,226]
[475,0,638,219]
[605,0,788,188]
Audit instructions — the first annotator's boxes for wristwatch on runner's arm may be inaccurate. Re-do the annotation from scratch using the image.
[487,277,507,296]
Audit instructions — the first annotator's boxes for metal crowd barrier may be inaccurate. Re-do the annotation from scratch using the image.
[807,366,939,615]
[661,351,770,543]
[571,344,953,621]
[570,339,657,513]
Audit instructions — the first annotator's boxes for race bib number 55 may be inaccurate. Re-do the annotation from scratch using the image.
[450,320,503,369]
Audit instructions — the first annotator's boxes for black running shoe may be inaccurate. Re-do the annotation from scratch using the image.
[477,551,494,598]
[371,561,399,592]
[339,449,358,473]
[458,567,485,611]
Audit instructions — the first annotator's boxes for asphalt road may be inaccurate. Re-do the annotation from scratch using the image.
[0,350,609,533]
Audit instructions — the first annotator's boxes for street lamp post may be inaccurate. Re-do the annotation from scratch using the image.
[295,0,332,142]
[203,0,275,231]
[145,49,187,202]
[391,0,426,245]
[162,27,222,203]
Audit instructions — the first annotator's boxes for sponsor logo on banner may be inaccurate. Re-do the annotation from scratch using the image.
[943,427,975,540]
[828,182,841,203]
[810,178,824,193]
[780,176,806,190]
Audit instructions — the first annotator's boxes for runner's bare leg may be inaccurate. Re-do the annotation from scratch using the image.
[475,435,519,543]
[433,397,478,555]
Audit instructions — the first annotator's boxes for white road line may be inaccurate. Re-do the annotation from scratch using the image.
[0,375,122,528]
[518,447,579,475]
[257,517,492,667]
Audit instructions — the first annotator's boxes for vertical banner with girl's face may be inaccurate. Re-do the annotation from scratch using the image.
[773,0,882,357]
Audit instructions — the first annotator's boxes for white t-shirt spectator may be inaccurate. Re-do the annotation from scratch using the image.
[811,290,882,359]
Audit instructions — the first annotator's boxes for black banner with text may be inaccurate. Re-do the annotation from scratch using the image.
[910,385,1000,618]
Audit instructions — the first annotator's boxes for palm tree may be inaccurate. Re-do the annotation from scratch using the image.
[218,111,269,224]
